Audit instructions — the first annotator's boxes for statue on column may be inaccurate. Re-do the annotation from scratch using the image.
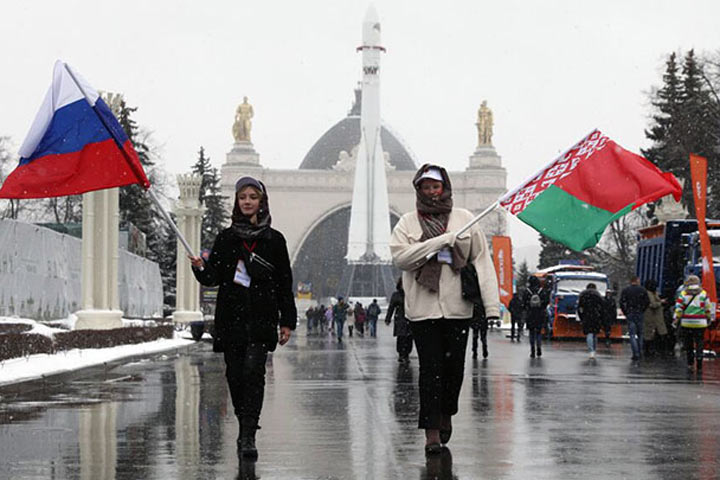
[476,100,494,147]
[232,96,254,142]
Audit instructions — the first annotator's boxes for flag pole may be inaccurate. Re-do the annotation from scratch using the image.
[424,200,500,260]
[63,63,196,257]
[456,200,500,238]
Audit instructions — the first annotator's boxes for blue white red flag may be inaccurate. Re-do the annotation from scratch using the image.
[0,61,150,199]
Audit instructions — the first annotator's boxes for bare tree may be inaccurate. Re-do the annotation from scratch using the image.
[587,208,651,287]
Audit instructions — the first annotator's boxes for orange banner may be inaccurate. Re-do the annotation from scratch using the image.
[689,154,717,304]
[492,236,513,308]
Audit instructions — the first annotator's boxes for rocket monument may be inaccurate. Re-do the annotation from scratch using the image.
[338,5,395,299]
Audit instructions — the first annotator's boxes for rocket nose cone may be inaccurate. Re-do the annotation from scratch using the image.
[362,4,381,44]
[364,4,379,23]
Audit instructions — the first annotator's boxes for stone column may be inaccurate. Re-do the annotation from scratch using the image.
[75,188,123,330]
[173,174,205,324]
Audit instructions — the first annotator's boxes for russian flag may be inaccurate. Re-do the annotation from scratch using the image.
[0,61,150,199]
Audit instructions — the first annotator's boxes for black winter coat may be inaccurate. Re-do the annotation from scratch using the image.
[603,296,617,327]
[509,295,524,322]
[385,290,411,337]
[192,227,297,352]
[578,289,605,334]
[620,285,650,316]
[522,287,550,330]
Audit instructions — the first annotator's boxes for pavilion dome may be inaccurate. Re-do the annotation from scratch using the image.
[299,90,419,171]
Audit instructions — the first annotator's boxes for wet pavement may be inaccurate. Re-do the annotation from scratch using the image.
[1,325,720,479]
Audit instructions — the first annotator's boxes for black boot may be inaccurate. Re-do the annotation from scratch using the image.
[696,358,703,373]
[482,344,489,359]
[537,346,542,357]
[240,417,259,459]
[530,346,536,358]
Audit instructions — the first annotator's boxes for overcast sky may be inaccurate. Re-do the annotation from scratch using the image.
[1,0,718,250]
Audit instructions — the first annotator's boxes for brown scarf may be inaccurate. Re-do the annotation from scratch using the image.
[413,164,468,292]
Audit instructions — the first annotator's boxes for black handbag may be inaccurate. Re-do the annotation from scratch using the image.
[461,263,486,319]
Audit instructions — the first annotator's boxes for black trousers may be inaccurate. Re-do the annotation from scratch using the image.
[471,321,488,355]
[410,318,471,429]
[681,327,706,366]
[223,341,269,422]
[397,335,414,357]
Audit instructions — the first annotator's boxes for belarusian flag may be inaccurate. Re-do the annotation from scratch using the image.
[500,129,682,251]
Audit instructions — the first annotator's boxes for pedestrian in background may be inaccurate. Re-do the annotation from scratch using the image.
[390,164,500,455]
[189,176,296,459]
[602,288,617,346]
[523,276,550,358]
[354,302,366,337]
[673,275,712,373]
[314,306,325,336]
[367,299,381,338]
[324,305,334,335]
[470,305,489,359]
[620,276,649,361]
[333,297,349,343]
[577,283,605,359]
[346,302,356,337]
[305,306,315,335]
[509,293,523,342]
[386,278,414,362]
[643,279,668,357]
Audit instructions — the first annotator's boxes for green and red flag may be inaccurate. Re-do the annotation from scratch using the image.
[500,129,682,251]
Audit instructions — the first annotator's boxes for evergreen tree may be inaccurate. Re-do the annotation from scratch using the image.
[515,260,531,291]
[116,97,155,233]
[191,146,229,249]
[0,136,18,219]
[644,50,720,217]
[643,52,683,219]
[111,94,176,306]
[152,213,177,312]
[537,233,586,269]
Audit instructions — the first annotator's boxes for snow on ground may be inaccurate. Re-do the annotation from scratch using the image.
[0,316,196,387]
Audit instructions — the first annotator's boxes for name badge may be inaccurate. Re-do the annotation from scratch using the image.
[233,259,251,287]
[437,248,452,264]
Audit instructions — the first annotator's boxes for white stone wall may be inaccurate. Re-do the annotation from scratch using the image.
[0,220,163,320]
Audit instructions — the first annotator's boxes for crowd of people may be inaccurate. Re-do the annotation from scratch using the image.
[303,298,382,341]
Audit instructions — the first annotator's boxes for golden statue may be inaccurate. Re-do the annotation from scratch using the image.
[232,96,254,142]
[476,100,494,147]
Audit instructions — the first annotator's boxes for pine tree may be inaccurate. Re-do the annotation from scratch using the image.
[643,52,683,220]
[537,233,586,269]
[116,97,155,234]
[0,136,18,219]
[644,50,720,216]
[111,95,176,306]
[191,146,229,249]
[515,260,531,291]
[152,213,177,312]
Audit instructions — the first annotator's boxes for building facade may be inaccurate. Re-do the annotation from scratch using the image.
[220,95,507,299]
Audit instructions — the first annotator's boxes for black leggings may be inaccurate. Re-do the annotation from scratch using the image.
[223,342,269,422]
[410,318,471,429]
[681,327,706,366]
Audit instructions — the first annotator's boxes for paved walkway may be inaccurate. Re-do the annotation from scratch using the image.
[1,323,719,479]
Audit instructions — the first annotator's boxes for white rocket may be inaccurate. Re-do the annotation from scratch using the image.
[346,4,392,264]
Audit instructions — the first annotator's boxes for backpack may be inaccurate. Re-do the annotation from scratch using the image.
[528,289,541,308]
